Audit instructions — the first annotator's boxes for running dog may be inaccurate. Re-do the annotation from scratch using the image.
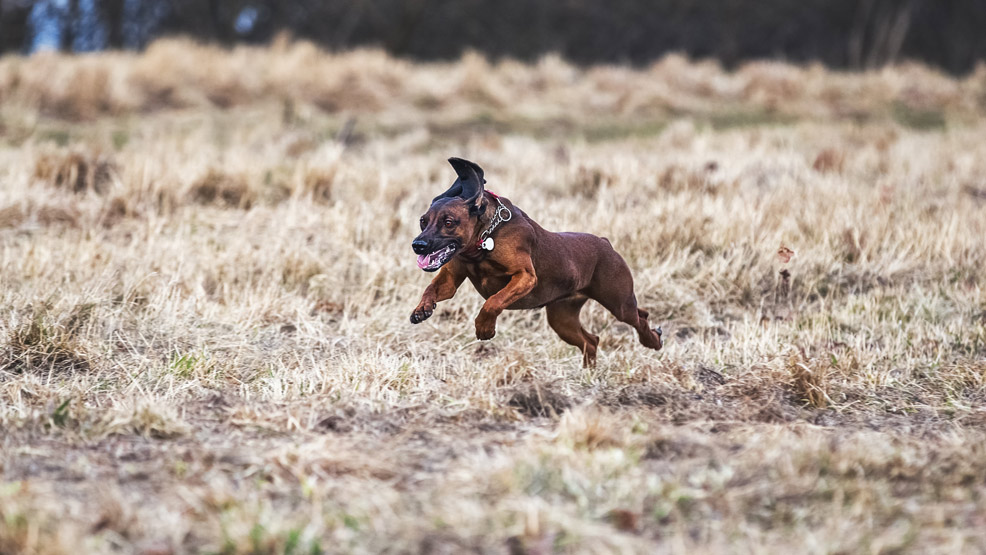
[410,157,662,366]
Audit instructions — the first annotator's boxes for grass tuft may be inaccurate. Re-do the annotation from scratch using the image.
[33,150,116,195]
[1,307,92,376]
[188,168,254,209]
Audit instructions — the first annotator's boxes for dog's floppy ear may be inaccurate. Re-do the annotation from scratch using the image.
[446,157,486,212]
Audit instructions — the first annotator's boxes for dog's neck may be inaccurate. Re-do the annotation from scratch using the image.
[463,191,506,257]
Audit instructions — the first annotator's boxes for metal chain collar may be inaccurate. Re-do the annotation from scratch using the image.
[478,196,512,251]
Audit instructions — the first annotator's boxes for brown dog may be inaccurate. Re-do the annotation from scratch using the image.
[411,158,662,366]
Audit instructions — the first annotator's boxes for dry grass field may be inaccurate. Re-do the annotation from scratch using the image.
[1,40,986,554]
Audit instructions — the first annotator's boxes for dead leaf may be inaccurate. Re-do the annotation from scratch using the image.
[312,300,343,315]
[608,509,640,532]
[812,148,844,174]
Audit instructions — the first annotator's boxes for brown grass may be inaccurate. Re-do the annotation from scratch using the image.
[1,40,984,128]
[0,41,985,554]
[33,150,116,194]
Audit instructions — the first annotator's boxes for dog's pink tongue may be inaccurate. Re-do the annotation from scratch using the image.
[416,254,431,269]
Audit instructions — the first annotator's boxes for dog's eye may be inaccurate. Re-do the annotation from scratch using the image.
[419,217,426,230]
[444,219,454,228]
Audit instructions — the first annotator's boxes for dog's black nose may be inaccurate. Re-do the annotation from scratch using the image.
[412,240,430,255]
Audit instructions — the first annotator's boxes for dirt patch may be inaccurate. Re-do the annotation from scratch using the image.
[506,382,573,417]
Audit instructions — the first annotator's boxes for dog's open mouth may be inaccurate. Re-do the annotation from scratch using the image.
[416,244,457,271]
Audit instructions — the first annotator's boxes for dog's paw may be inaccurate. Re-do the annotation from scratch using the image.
[410,303,435,324]
[475,317,497,340]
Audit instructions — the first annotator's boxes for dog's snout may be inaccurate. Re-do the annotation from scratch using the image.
[412,239,430,255]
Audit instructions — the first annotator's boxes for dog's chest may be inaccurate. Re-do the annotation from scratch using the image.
[462,262,561,309]
[465,270,511,300]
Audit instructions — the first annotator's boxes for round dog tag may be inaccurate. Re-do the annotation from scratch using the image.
[481,237,494,251]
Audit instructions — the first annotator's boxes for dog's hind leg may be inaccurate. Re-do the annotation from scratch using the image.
[585,257,663,352]
[629,297,663,350]
[600,294,663,351]
[545,296,599,367]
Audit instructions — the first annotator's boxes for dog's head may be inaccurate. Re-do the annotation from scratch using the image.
[412,157,489,271]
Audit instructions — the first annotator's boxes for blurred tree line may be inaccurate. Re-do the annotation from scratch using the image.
[1,0,984,73]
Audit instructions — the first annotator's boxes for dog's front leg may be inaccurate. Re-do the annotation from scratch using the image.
[475,262,537,340]
[411,265,465,324]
